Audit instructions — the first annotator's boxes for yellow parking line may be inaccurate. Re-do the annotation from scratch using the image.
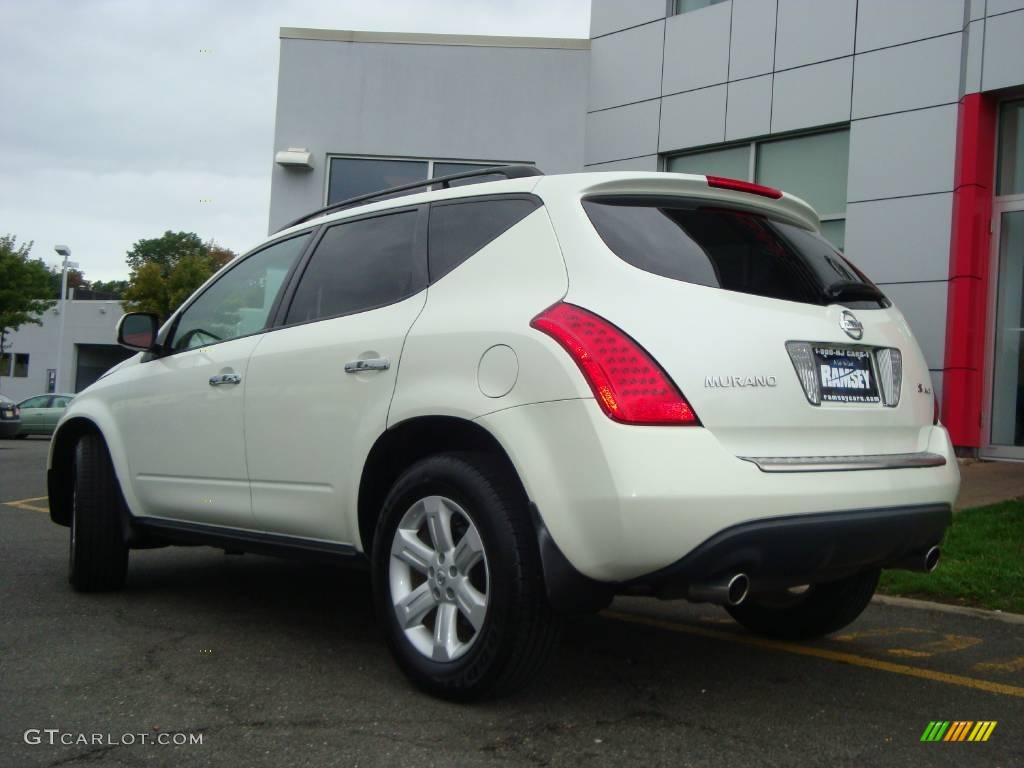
[3,496,49,513]
[974,656,1024,674]
[603,610,1024,699]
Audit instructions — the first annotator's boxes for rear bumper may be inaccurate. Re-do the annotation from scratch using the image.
[619,502,951,597]
[477,398,960,583]
[0,420,20,437]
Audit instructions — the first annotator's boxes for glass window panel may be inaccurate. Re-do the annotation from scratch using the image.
[756,130,850,215]
[583,199,883,307]
[0,353,11,376]
[429,199,538,282]
[327,158,428,204]
[667,145,751,181]
[991,210,1024,446]
[997,99,1024,196]
[285,211,423,324]
[171,233,310,352]
[819,219,846,250]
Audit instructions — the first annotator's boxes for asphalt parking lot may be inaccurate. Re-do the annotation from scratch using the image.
[1,437,1022,767]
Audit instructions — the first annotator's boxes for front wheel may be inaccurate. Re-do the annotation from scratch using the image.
[69,433,129,592]
[725,569,880,640]
[372,453,559,700]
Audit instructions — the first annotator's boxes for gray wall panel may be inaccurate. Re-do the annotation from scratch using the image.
[659,85,728,152]
[775,0,856,69]
[730,0,778,79]
[585,154,660,170]
[662,3,731,94]
[589,22,665,110]
[726,75,772,140]
[855,0,964,52]
[964,20,984,94]
[879,281,949,370]
[585,100,661,164]
[982,9,1024,91]
[771,57,853,133]
[847,105,958,201]
[852,34,962,118]
[844,193,955,283]
[987,0,1024,13]
[269,37,588,231]
[590,0,666,38]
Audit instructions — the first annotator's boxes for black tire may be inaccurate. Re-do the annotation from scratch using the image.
[725,569,880,640]
[372,453,560,701]
[69,433,129,592]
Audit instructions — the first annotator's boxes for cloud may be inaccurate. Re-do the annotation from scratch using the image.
[0,0,589,281]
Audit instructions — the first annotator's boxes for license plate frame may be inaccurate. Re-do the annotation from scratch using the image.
[812,345,880,404]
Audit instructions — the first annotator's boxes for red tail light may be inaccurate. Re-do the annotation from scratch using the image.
[706,176,783,199]
[531,302,699,426]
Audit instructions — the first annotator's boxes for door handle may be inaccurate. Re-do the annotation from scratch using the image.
[344,357,390,373]
[209,373,242,386]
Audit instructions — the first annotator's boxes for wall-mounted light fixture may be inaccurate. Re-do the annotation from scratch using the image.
[275,147,314,169]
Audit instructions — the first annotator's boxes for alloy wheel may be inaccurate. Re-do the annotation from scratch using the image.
[388,495,489,662]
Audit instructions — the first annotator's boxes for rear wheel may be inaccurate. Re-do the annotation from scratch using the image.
[372,453,559,700]
[69,433,129,592]
[725,569,880,640]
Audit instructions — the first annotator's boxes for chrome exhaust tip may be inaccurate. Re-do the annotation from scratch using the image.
[892,545,941,573]
[687,573,750,606]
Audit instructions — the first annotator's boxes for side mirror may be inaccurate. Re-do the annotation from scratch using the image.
[117,312,160,351]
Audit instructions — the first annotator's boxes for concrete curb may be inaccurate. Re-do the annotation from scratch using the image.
[873,593,1024,625]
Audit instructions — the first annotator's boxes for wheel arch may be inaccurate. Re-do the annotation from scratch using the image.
[356,414,611,613]
[48,417,104,526]
[357,416,528,556]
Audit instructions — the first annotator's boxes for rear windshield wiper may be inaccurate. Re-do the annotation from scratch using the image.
[823,281,887,305]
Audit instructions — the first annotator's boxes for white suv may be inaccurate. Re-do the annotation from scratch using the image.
[48,166,959,699]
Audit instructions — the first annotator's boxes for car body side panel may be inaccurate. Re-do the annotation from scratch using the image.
[388,207,591,428]
[244,292,427,543]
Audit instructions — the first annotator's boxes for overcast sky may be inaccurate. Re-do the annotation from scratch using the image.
[0,0,589,281]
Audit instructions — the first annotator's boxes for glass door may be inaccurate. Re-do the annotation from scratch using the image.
[986,203,1024,459]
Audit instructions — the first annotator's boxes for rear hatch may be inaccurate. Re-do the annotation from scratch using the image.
[562,190,936,459]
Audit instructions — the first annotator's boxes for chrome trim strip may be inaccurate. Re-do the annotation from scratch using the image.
[739,452,947,473]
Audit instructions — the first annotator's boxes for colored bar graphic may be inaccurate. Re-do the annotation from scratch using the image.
[921,721,950,741]
[921,721,996,742]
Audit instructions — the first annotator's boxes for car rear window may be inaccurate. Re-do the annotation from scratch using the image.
[582,197,887,308]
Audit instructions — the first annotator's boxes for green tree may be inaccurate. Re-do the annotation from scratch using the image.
[47,265,86,299]
[89,279,130,298]
[0,235,55,386]
[122,232,236,322]
[125,231,206,273]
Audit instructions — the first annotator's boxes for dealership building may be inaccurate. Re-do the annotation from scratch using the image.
[275,1,1014,461]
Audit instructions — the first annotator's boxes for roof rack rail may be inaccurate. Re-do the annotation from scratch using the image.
[279,163,544,231]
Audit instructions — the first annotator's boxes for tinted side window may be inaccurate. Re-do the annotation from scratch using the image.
[170,233,310,352]
[428,199,538,282]
[583,199,884,307]
[285,210,422,324]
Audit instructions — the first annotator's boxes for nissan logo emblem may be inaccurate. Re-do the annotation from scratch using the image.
[840,310,864,340]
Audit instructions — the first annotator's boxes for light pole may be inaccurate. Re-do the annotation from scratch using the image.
[53,245,78,394]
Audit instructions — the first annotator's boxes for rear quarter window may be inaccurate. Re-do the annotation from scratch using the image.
[428,198,539,282]
[583,198,886,309]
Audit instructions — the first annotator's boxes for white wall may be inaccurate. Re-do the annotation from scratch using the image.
[1,301,124,401]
